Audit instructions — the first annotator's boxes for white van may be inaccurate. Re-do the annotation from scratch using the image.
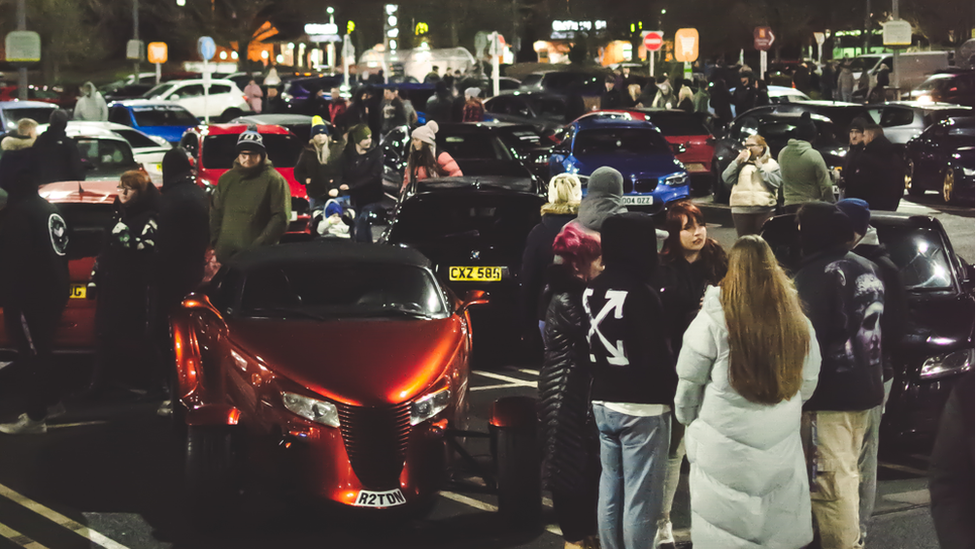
[852,51,951,94]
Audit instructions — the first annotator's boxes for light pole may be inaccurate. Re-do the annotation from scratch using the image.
[133,0,140,81]
[17,0,27,100]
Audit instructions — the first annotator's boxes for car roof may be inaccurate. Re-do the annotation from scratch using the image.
[108,99,192,110]
[574,116,657,130]
[0,100,57,109]
[409,175,540,196]
[36,122,131,143]
[487,90,567,100]
[227,240,433,272]
[189,123,292,136]
[165,78,239,86]
[742,110,834,124]
[873,101,973,111]
[230,114,313,126]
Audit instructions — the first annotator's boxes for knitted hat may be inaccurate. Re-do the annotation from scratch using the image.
[349,123,372,144]
[794,112,818,143]
[236,124,265,154]
[464,87,481,99]
[310,115,331,138]
[411,121,439,147]
[836,198,871,236]
[161,147,193,189]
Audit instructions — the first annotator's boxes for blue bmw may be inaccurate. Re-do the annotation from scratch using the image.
[548,117,690,208]
[107,100,199,145]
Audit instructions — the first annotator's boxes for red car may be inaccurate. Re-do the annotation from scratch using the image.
[0,85,76,110]
[171,241,539,522]
[573,108,716,191]
[0,180,120,354]
[177,124,310,233]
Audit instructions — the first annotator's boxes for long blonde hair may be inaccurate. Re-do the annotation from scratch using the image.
[720,236,810,404]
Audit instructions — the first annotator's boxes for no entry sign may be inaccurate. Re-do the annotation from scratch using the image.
[643,31,663,52]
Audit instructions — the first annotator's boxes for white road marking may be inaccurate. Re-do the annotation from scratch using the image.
[0,521,49,549]
[470,384,522,392]
[884,488,931,506]
[47,421,108,430]
[472,370,536,387]
[0,483,130,549]
[441,491,561,536]
[510,368,539,377]
[879,461,927,476]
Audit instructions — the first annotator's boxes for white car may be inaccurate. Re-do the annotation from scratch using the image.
[38,121,172,183]
[142,78,250,121]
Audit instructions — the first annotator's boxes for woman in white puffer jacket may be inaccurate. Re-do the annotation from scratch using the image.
[722,135,782,236]
[675,236,822,549]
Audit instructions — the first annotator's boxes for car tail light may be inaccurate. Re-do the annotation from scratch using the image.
[337,402,412,489]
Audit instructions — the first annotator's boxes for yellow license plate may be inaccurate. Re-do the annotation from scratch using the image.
[70,284,87,299]
[449,266,502,282]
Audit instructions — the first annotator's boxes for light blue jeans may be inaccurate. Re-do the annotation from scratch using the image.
[592,403,671,549]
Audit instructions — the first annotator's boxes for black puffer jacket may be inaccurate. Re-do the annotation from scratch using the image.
[539,263,599,494]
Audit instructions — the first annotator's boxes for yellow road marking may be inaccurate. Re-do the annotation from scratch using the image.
[0,483,130,549]
[0,521,50,549]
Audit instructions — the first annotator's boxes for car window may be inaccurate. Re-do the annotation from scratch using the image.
[498,127,544,149]
[574,128,672,155]
[75,138,136,167]
[389,195,540,247]
[114,129,161,149]
[732,117,759,143]
[485,97,509,114]
[877,225,955,290]
[108,107,132,126]
[647,115,710,136]
[176,85,204,98]
[210,84,232,95]
[239,263,449,319]
[520,74,543,88]
[879,107,914,128]
[537,98,566,119]
[143,82,176,99]
[202,133,302,169]
[437,133,512,161]
[3,107,55,131]
[132,106,198,126]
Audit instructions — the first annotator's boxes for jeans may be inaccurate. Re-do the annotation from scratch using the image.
[660,415,686,523]
[731,210,774,237]
[858,379,893,542]
[3,305,64,421]
[592,403,670,549]
[353,202,386,243]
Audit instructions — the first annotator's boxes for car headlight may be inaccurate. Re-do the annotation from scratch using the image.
[281,91,293,102]
[281,391,340,428]
[919,348,973,380]
[963,167,975,177]
[410,387,451,425]
[661,172,689,187]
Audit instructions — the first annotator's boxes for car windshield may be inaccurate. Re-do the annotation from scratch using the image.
[438,133,512,161]
[497,127,545,150]
[3,107,55,131]
[389,195,540,247]
[240,263,449,319]
[946,118,974,140]
[202,133,302,169]
[876,225,955,290]
[916,74,962,93]
[574,128,672,155]
[74,138,138,173]
[131,106,198,126]
[114,129,162,149]
[646,115,709,136]
[142,83,176,99]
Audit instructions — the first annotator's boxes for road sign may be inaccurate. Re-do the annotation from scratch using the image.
[126,39,144,61]
[147,42,167,64]
[754,26,775,51]
[883,20,912,46]
[4,31,41,63]
[198,36,216,61]
[674,28,699,63]
[643,31,664,52]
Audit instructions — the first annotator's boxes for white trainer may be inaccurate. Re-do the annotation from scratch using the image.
[0,413,47,435]
[654,520,674,548]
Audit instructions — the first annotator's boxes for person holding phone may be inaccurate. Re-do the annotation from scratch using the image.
[722,134,782,236]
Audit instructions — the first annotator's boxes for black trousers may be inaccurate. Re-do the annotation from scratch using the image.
[3,304,64,421]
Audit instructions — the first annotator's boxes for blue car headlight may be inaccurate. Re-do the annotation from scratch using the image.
[410,387,452,425]
[919,348,973,380]
[660,172,689,187]
[282,391,341,428]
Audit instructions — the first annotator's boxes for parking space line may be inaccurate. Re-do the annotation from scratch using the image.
[0,483,130,549]
[508,368,539,377]
[47,421,108,430]
[879,461,927,476]
[472,371,536,387]
[0,522,49,549]
[440,491,561,536]
[470,384,522,392]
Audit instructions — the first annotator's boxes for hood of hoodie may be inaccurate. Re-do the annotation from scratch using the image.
[577,166,627,231]
[161,147,194,190]
[1,134,36,151]
[48,110,69,135]
[600,212,659,277]
[82,82,95,97]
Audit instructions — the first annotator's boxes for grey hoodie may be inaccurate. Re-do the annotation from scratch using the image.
[74,81,108,121]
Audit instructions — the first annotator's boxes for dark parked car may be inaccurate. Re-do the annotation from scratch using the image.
[712,110,849,202]
[281,75,344,114]
[910,70,975,107]
[484,91,574,134]
[381,176,545,361]
[762,212,974,445]
[518,70,609,97]
[904,116,975,203]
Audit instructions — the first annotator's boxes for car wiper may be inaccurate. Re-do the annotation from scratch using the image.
[355,303,432,319]
[247,307,329,321]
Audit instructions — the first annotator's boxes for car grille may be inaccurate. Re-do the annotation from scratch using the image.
[337,402,412,490]
[633,178,658,193]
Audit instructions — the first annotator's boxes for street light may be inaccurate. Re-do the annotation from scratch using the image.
[176,0,185,5]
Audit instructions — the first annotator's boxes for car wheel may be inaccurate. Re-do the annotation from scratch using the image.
[490,396,541,529]
[220,108,244,123]
[906,159,925,196]
[943,168,958,204]
[184,425,241,528]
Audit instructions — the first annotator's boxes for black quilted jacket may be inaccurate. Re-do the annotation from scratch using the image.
[538,264,600,494]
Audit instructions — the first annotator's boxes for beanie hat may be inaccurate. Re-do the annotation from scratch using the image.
[836,198,871,236]
[236,124,265,154]
[161,146,193,189]
[849,117,868,132]
[794,112,818,142]
[797,202,854,256]
[464,87,481,99]
[411,121,439,147]
[349,123,372,144]
[49,109,68,133]
[310,115,331,138]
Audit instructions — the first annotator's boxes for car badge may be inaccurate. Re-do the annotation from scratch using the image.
[471,250,481,260]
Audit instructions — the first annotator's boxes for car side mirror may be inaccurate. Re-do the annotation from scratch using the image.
[963,261,975,291]
[458,290,489,313]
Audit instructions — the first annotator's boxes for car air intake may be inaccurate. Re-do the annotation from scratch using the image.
[337,402,412,490]
[633,179,658,193]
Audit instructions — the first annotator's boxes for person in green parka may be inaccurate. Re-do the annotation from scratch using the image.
[210,125,291,263]
[294,116,346,213]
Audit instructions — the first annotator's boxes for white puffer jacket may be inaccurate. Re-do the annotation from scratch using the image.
[675,286,822,549]
[723,148,781,208]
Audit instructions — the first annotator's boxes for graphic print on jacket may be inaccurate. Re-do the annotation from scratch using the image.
[583,288,629,365]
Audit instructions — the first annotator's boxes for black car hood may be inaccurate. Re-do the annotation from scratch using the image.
[903,291,974,351]
[454,158,533,179]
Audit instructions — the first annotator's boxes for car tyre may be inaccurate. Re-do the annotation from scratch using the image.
[184,425,241,528]
[943,168,959,204]
[220,108,244,123]
[906,159,926,197]
[490,397,541,530]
